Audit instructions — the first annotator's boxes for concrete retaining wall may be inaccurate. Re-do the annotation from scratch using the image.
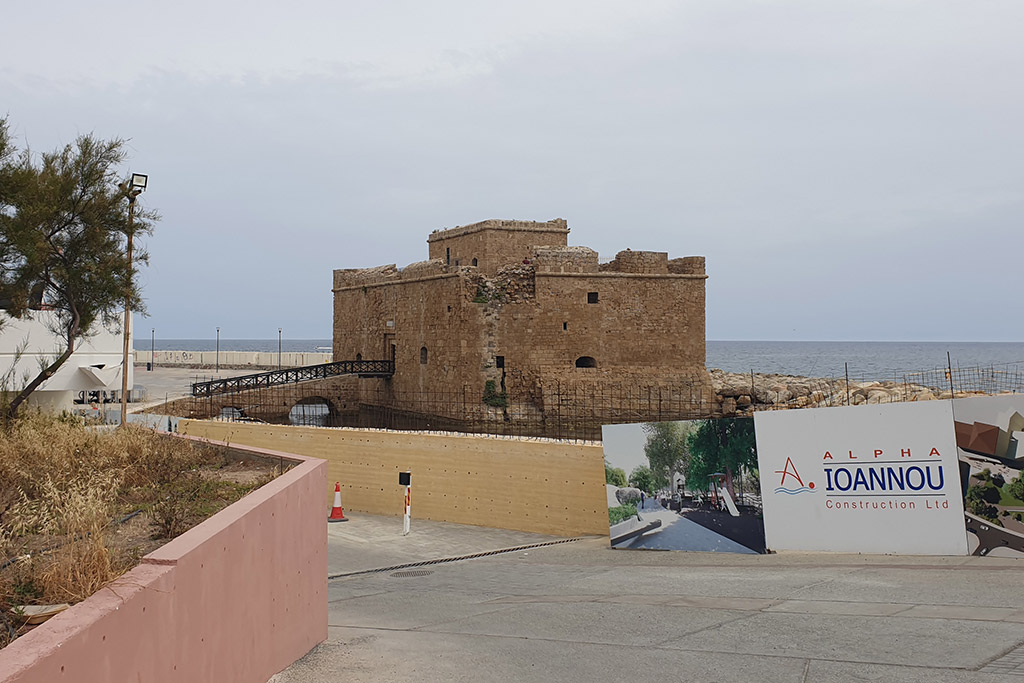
[137,350,332,368]
[0,437,327,683]
[178,421,609,537]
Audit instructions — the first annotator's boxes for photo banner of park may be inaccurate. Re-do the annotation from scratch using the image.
[603,395,1024,557]
[602,418,767,554]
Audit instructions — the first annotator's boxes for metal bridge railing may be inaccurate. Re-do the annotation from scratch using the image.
[191,360,394,397]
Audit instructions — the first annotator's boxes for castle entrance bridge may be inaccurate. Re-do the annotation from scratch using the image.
[190,360,394,397]
[165,360,394,422]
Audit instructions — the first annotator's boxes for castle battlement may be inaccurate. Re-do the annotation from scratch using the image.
[533,246,599,274]
[427,218,568,242]
[333,218,712,430]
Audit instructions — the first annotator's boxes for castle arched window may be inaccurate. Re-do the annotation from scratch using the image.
[472,258,478,267]
[356,353,362,361]
[575,356,597,368]
[420,346,428,364]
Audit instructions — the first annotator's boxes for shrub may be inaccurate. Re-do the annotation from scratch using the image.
[609,504,638,525]
[0,415,278,648]
[965,495,999,523]
[967,482,1001,505]
[482,380,507,408]
[1007,474,1024,503]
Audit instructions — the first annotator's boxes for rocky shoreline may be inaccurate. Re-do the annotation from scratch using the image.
[711,368,988,416]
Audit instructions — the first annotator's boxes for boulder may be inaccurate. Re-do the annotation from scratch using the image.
[615,487,641,505]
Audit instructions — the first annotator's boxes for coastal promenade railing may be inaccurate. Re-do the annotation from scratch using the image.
[191,360,394,397]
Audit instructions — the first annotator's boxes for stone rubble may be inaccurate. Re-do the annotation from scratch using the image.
[710,368,991,416]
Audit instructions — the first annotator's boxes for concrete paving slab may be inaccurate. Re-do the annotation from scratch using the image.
[896,603,1024,622]
[662,611,1022,669]
[426,601,751,647]
[271,626,812,683]
[663,594,781,611]
[329,589,515,631]
[785,566,1024,608]
[327,511,575,575]
[567,563,862,599]
[483,594,616,605]
[766,598,911,617]
[270,507,1024,683]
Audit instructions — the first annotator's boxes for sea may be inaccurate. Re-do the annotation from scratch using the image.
[135,339,1024,380]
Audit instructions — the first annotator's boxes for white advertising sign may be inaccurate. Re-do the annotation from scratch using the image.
[754,401,968,555]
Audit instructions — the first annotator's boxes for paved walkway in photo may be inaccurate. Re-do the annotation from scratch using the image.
[614,501,757,554]
[272,512,1024,683]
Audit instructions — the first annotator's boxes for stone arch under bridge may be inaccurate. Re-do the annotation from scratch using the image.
[153,375,360,422]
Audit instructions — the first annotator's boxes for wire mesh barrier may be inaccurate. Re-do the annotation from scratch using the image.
[178,379,712,443]
[899,361,1024,399]
[717,359,1024,414]
[168,360,1024,442]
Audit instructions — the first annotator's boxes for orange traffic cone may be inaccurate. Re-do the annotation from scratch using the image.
[328,482,348,522]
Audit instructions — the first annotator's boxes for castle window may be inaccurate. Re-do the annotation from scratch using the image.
[495,356,505,368]
[575,356,597,368]
[446,247,450,265]
[420,346,428,364]
[587,292,599,304]
[356,353,362,361]
[562,322,568,331]
[472,258,478,267]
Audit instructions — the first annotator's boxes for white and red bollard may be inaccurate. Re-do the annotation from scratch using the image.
[328,482,348,522]
[402,483,411,536]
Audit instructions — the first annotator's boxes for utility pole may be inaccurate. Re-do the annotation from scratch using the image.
[120,173,147,426]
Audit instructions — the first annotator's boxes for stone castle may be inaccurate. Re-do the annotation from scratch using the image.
[332,218,713,432]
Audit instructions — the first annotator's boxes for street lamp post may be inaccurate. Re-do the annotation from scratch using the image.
[150,328,155,371]
[120,173,147,427]
[216,327,220,373]
[278,328,282,369]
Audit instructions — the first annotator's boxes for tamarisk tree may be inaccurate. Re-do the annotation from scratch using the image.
[0,118,156,421]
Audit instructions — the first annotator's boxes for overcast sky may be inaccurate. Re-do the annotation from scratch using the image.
[3,1,1022,341]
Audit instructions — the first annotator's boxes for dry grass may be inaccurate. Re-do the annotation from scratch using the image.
[0,414,280,648]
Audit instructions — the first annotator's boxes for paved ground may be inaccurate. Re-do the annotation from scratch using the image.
[272,512,1024,683]
[131,364,224,409]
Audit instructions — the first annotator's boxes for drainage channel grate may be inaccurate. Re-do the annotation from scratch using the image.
[390,570,434,578]
[980,643,1024,676]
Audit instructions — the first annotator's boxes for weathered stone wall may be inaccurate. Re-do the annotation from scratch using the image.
[427,218,569,274]
[333,219,712,427]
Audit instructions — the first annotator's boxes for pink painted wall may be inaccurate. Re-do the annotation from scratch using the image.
[0,438,327,683]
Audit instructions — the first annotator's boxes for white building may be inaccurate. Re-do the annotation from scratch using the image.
[0,311,131,413]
